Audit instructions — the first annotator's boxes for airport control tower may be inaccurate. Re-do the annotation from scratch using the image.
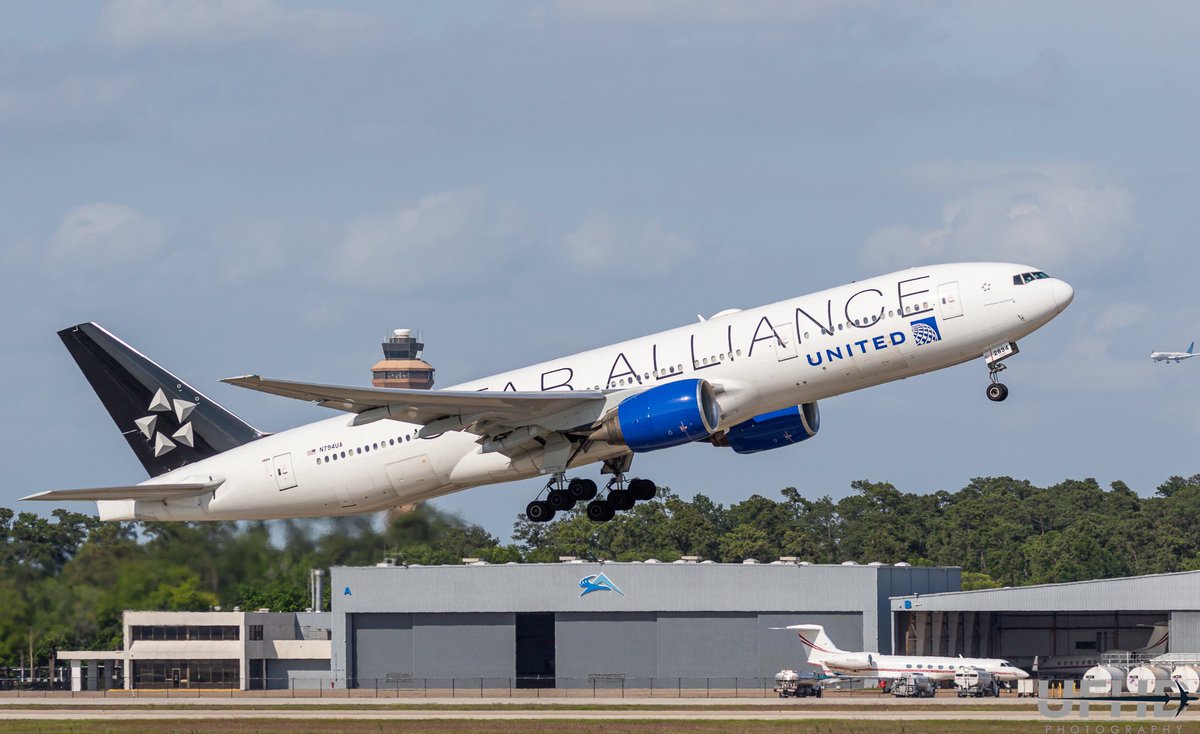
[371,329,435,390]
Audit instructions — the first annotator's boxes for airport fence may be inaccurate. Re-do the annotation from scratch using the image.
[0,676,904,698]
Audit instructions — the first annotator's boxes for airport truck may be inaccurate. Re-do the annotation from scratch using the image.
[892,674,936,698]
[773,669,824,698]
[955,666,1001,697]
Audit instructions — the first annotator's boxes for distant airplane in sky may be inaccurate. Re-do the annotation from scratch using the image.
[25,263,1073,524]
[1151,342,1197,363]
[787,624,1030,683]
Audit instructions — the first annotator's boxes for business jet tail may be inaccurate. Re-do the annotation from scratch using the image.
[1137,622,1170,656]
[787,624,845,664]
[58,322,265,477]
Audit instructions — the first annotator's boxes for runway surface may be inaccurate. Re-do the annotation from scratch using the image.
[0,696,1193,723]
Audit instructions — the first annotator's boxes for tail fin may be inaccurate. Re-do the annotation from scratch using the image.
[788,624,844,664]
[59,322,265,477]
[1137,622,1170,655]
[1189,342,1195,355]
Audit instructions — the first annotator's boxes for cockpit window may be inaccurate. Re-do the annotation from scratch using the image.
[1013,271,1050,285]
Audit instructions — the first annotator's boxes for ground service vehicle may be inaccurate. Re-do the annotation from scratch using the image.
[954,666,1001,697]
[892,674,935,698]
[774,669,823,698]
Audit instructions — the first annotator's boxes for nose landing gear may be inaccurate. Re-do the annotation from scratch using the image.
[984,341,1019,402]
[986,364,1009,402]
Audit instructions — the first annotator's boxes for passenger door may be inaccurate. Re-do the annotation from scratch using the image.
[937,282,964,320]
[772,317,798,361]
[272,453,298,490]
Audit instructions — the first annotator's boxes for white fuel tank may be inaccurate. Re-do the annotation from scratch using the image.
[1082,665,1126,695]
[1126,665,1172,694]
[1170,665,1200,694]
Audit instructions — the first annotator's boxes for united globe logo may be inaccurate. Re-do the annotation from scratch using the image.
[910,316,942,346]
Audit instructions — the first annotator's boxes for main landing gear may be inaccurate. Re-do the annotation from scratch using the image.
[525,462,658,524]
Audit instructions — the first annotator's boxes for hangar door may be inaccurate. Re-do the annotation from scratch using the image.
[352,613,413,687]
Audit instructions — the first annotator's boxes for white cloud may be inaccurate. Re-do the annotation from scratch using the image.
[330,187,527,292]
[862,162,1133,271]
[563,213,694,277]
[49,203,165,266]
[96,0,383,53]
[1094,301,1151,332]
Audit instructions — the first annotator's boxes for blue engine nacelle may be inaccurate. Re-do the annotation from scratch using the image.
[724,402,820,455]
[589,378,720,452]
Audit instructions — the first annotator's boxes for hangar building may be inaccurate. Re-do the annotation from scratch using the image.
[329,560,959,688]
[889,570,1200,667]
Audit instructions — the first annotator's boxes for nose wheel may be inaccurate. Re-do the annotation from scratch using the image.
[986,363,1009,402]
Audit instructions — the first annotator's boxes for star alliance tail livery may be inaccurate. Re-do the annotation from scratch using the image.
[26,262,1073,523]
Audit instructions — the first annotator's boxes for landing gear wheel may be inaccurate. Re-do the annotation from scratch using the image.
[525,500,555,523]
[628,478,657,502]
[586,500,616,522]
[567,477,598,501]
[546,489,575,512]
[986,383,1009,402]
[608,488,635,511]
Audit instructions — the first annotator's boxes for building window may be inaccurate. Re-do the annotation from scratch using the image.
[131,625,240,641]
[249,625,263,641]
[132,659,239,690]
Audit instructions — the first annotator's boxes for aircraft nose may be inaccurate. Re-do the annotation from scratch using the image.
[1052,279,1075,313]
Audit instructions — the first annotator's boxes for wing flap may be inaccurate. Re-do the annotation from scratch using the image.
[22,482,220,502]
[221,375,610,432]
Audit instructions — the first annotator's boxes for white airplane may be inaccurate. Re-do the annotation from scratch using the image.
[1151,342,1197,363]
[788,624,1030,683]
[1033,622,1169,680]
[25,262,1073,523]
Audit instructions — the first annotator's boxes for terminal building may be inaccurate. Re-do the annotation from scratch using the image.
[60,610,331,691]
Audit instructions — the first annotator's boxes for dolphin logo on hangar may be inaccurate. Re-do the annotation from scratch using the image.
[579,573,623,597]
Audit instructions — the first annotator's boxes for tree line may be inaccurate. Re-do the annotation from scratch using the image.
[3,473,1199,668]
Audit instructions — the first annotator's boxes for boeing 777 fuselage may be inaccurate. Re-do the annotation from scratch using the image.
[28,262,1073,523]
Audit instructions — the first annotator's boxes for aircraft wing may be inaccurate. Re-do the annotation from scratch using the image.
[222,375,611,436]
[22,482,221,502]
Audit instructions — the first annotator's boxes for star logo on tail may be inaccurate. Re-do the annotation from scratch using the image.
[134,388,198,457]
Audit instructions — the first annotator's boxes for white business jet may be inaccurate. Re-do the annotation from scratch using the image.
[1151,342,1197,363]
[25,262,1072,523]
[788,624,1030,683]
[1032,622,1169,680]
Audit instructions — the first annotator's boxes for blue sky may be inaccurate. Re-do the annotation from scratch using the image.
[4,1,1200,543]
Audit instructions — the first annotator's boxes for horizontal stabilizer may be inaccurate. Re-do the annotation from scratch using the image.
[22,482,221,503]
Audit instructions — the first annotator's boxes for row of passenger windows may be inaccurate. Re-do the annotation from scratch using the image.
[1013,271,1050,285]
[593,302,933,389]
[316,429,422,466]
